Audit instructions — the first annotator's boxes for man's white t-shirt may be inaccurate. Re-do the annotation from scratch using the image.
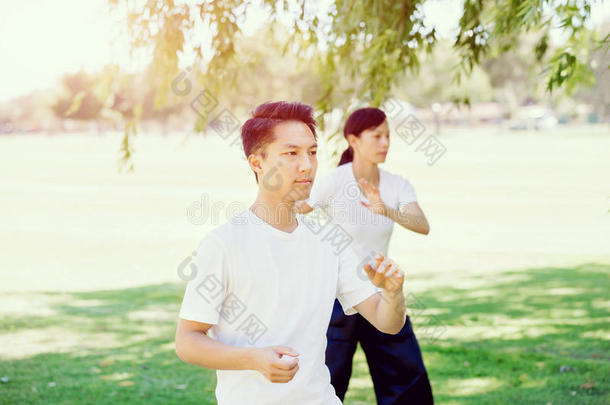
[306,162,417,260]
[179,208,378,405]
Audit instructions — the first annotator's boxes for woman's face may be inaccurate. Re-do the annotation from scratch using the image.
[349,119,390,164]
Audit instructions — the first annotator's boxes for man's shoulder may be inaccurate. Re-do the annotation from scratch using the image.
[318,162,351,183]
[200,210,250,248]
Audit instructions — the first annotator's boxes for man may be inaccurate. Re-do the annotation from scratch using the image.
[175,101,408,404]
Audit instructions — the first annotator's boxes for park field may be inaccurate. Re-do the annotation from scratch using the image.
[0,125,608,404]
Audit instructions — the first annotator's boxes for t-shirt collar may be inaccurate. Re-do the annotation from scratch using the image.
[246,208,302,239]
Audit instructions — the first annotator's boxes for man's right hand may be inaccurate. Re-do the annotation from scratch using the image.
[250,346,300,383]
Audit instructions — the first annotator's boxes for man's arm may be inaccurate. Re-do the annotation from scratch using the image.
[175,318,300,383]
[352,254,407,335]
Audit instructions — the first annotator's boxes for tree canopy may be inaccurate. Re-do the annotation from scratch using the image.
[105,0,607,168]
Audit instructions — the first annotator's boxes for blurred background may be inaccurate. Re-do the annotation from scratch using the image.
[0,0,608,404]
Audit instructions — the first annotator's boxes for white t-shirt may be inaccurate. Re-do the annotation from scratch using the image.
[179,208,378,405]
[305,162,417,260]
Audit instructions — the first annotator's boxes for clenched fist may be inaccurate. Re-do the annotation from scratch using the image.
[251,346,300,383]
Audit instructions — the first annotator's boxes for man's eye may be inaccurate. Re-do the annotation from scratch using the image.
[310,150,317,155]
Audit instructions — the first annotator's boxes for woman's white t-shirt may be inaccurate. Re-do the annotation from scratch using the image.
[305,162,417,261]
[179,208,378,405]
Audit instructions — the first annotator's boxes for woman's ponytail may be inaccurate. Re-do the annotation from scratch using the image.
[338,146,354,166]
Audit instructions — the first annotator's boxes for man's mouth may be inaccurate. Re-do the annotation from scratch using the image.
[294,179,312,184]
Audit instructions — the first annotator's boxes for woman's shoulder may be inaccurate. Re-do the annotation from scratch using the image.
[380,167,411,186]
[380,168,418,203]
[334,161,353,173]
[321,162,353,183]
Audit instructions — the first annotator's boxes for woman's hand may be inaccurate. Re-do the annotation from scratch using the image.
[358,178,388,216]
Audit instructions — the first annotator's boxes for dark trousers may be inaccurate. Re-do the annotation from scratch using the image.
[326,299,434,405]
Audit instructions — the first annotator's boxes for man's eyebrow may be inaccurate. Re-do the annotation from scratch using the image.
[282,143,318,148]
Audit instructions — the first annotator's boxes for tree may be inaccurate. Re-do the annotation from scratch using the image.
[52,70,104,121]
[572,22,610,121]
[106,0,608,167]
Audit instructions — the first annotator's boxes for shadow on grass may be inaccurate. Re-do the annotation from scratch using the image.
[0,283,217,405]
[345,262,609,405]
[0,263,608,404]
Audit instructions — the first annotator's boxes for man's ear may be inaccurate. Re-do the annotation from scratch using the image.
[248,153,263,180]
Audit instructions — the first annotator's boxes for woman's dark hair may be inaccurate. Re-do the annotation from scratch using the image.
[241,101,317,183]
[338,107,386,166]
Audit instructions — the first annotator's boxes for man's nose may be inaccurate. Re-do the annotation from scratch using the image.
[298,153,313,172]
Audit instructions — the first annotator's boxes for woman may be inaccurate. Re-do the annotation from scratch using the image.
[296,107,433,404]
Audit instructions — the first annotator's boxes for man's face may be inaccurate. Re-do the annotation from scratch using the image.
[250,120,318,203]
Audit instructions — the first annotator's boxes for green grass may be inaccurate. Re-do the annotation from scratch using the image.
[1,263,607,404]
[0,283,217,405]
[347,263,609,405]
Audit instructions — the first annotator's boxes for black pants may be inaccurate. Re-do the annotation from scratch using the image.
[326,299,434,405]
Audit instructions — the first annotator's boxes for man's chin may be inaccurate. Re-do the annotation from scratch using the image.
[286,184,311,201]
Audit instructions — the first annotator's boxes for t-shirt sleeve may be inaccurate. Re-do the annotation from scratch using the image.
[178,233,229,325]
[397,176,417,208]
[336,246,379,315]
[305,171,337,210]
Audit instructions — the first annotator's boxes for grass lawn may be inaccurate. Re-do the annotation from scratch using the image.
[1,263,607,404]
[0,127,608,404]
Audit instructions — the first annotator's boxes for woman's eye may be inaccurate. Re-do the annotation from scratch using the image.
[284,151,297,156]
[310,150,317,156]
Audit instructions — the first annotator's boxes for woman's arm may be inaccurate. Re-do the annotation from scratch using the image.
[385,202,430,235]
[357,178,430,235]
